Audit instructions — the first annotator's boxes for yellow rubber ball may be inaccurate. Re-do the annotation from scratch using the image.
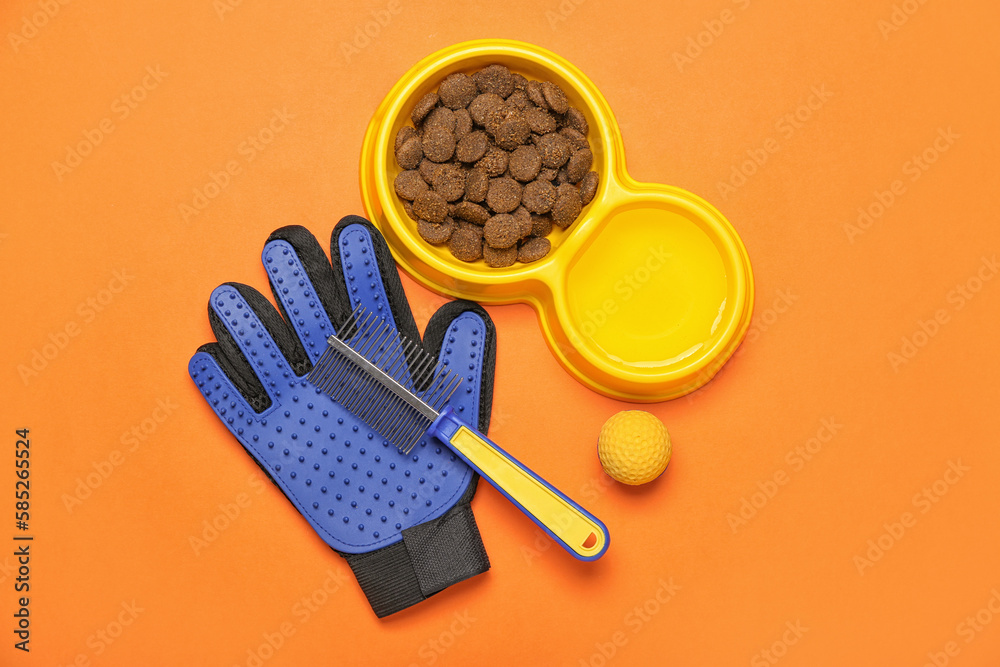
[598,410,671,485]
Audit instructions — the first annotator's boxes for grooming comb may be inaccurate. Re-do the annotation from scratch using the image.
[306,307,609,561]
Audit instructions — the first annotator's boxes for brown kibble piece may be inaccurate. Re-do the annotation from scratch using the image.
[525,107,557,135]
[475,143,509,177]
[465,168,488,202]
[506,90,530,110]
[530,214,553,237]
[454,108,472,139]
[551,183,582,228]
[518,237,551,263]
[522,179,557,214]
[511,73,528,91]
[566,148,593,183]
[422,127,455,162]
[484,104,511,137]
[419,158,440,183]
[468,93,505,126]
[512,205,532,238]
[412,191,448,223]
[563,107,589,135]
[455,130,488,163]
[559,127,588,150]
[538,167,558,181]
[483,243,518,268]
[396,136,423,170]
[438,72,478,109]
[453,201,490,225]
[394,170,428,200]
[423,107,456,133]
[473,64,514,98]
[483,214,521,249]
[418,217,456,245]
[579,171,599,205]
[411,92,438,125]
[554,166,571,185]
[431,163,465,201]
[535,132,571,168]
[395,125,417,153]
[448,224,483,262]
[403,199,418,221]
[508,145,541,182]
[486,177,522,213]
[526,80,547,109]
[541,81,569,114]
[495,110,531,150]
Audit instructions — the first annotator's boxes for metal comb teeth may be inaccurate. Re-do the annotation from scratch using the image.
[305,306,463,454]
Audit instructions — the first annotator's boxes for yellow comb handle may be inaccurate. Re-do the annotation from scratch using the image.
[433,411,609,561]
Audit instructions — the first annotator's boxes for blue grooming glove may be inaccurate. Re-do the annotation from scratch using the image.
[189,217,496,617]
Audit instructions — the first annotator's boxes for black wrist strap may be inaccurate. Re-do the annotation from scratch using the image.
[342,483,489,618]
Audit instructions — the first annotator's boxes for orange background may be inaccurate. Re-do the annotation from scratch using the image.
[3,0,1000,665]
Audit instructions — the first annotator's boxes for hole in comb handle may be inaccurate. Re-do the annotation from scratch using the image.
[582,532,598,549]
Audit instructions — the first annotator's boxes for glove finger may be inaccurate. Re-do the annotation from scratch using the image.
[206,283,309,411]
[189,344,264,422]
[422,301,497,434]
[329,216,422,350]
[262,226,351,366]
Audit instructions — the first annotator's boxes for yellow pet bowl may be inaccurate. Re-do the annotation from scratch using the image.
[360,39,754,402]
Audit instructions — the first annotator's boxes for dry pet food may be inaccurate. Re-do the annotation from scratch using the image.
[393,64,599,265]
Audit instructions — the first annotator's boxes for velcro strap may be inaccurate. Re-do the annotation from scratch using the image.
[343,499,489,618]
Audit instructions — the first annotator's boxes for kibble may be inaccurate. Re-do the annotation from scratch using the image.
[438,73,478,109]
[393,64,600,265]
[536,132,571,169]
[483,214,521,249]
[474,64,515,98]
[560,127,588,150]
[453,201,490,225]
[454,108,473,138]
[423,107,456,133]
[456,130,488,163]
[394,170,428,200]
[579,171,599,205]
[526,80,547,109]
[395,125,417,153]
[522,179,556,214]
[483,243,518,268]
[494,110,530,150]
[422,127,456,163]
[530,214,553,237]
[476,143,508,177]
[412,191,448,223]
[508,145,542,182]
[411,92,438,125]
[541,81,569,114]
[525,107,557,135]
[512,205,532,239]
[518,237,551,263]
[486,177,522,214]
[566,148,593,183]
[418,217,455,245]
[448,224,483,262]
[551,183,581,229]
[431,163,465,201]
[562,107,589,135]
[465,168,488,202]
[396,136,423,170]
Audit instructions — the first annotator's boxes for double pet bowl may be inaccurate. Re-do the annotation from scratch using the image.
[360,39,754,402]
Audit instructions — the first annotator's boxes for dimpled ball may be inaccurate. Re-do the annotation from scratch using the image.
[598,411,671,485]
